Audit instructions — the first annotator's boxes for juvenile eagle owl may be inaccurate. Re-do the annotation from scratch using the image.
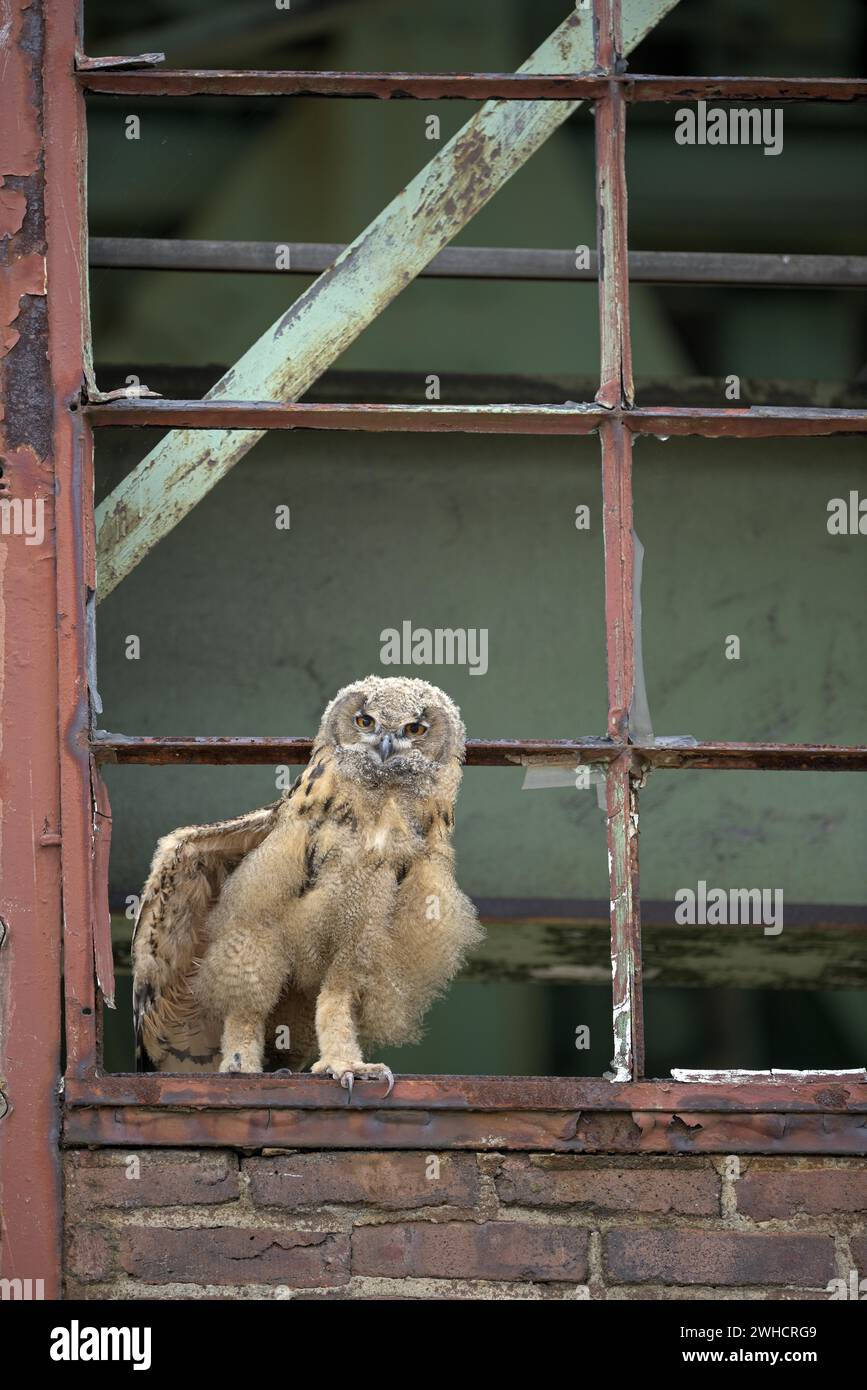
[132,676,482,1093]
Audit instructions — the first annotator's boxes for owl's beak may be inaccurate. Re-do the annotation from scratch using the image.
[376,732,395,762]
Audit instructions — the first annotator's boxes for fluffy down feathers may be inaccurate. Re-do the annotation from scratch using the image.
[132,677,482,1080]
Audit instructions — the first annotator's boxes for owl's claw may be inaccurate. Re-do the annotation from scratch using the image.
[314,1060,395,1101]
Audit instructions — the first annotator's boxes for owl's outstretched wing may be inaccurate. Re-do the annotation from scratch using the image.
[132,798,284,1071]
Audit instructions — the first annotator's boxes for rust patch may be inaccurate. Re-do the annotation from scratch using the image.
[0,249,46,356]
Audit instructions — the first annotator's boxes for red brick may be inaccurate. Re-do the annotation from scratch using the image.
[604,1229,834,1287]
[66,1150,238,1209]
[737,1162,867,1220]
[246,1152,479,1211]
[352,1221,587,1282]
[66,1226,115,1282]
[496,1156,719,1215]
[121,1226,350,1287]
[850,1234,867,1272]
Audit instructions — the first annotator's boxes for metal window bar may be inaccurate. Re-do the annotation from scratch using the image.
[46,0,867,1140]
[87,238,867,288]
[76,68,867,102]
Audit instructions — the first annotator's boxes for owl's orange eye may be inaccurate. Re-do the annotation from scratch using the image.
[404,720,428,737]
[355,712,375,730]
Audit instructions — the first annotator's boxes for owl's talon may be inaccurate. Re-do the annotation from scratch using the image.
[313,1060,395,1101]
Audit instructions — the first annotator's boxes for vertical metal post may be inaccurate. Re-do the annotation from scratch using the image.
[0,0,76,1299]
[594,0,634,410]
[594,0,644,1079]
[44,0,106,1078]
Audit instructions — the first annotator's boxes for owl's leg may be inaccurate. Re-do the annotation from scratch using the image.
[219,1012,266,1073]
[310,979,394,1099]
[196,912,291,1074]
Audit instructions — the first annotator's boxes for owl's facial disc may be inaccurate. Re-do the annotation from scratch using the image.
[334,700,440,788]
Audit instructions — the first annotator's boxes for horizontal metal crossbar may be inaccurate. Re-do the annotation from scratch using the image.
[64,1073,867,1113]
[76,68,867,102]
[60,1073,867,1153]
[89,238,867,288]
[85,399,867,438]
[92,734,867,770]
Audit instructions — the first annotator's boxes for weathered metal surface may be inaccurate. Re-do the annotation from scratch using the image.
[88,401,610,433]
[0,0,73,1302]
[77,69,613,99]
[86,399,867,437]
[90,767,115,1008]
[595,0,634,409]
[60,1106,867,1153]
[89,238,867,288]
[639,741,867,771]
[671,1068,866,1083]
[75,52,165,71]
[605,755,645,1081]
[594,5,643,1086]
[90,733,867,769]
[63,1073,867,1113]
[600,423,635,742]
[76,70,867,103]
[93,0,682,600]
[91,734,620,766]
[44,0,103,1094]
[627,406,867,438]
[595,86,633,406]
[622,75,867,103]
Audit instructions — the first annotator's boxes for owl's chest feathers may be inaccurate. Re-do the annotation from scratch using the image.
[317,792,426,880]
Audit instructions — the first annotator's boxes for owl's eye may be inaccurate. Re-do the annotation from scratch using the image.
[355,712,375,730]
[404,720,428,738]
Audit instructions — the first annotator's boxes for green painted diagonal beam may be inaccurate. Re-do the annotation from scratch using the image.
[96,0,681,600]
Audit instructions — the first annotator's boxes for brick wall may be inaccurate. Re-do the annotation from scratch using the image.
[63,1150,867,1300]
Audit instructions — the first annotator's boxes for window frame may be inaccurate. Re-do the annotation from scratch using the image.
[56,0,867,1154]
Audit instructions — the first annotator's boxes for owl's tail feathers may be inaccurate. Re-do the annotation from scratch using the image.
[132,799,283,1072]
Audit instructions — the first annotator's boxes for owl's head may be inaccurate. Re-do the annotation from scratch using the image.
[318,675,466,792]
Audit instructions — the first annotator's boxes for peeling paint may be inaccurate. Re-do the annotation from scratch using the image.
[0,250,46,356]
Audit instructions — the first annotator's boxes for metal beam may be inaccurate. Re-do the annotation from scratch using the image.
[76,70,867,102]
[86,399,867,438]
[64,1072,867,1113]
[94,0,682,601]
[61,1072,867,1153]
[0,0,88,1304]
[91,734,867,770]
[89,239,867,287]
[61,1104,867,1154]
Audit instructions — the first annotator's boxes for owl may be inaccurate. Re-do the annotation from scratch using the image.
[132,676,482,1094]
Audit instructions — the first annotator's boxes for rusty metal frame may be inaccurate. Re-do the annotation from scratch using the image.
[84,400,867,437]
[17,0,859,1156]
[0,0,97,1295]
[76,69,867,102]
[91,736,867,771]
